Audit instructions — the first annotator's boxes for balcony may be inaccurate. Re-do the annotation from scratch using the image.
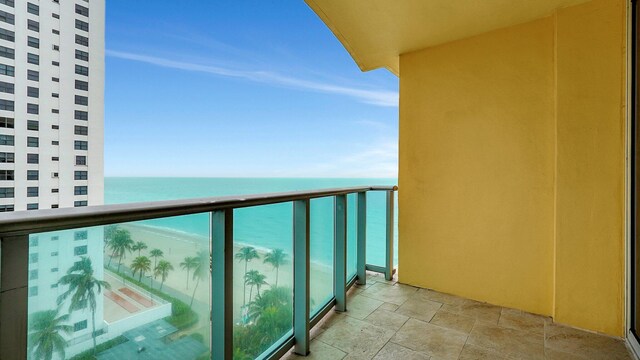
[0,186,399,359]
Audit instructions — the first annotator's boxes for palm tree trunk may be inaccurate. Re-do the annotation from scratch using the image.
[249,284,254,303]
[160,280,164,291]
[108,254,113,267]
[117,254,123,273]
[139,271,143,282]
[186,269,190,290]
[275,267,279,288]
[91,309,97,354]
[190,277,200,308]
[243,261,248,307]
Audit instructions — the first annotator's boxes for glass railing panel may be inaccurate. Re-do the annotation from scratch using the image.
[309,196,335,317]
[26,214,211,360]
[366,191,387,267]
[232,202,294,359]
[346,193,357,280]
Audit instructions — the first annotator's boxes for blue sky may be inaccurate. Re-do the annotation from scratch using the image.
[105,1,398,178]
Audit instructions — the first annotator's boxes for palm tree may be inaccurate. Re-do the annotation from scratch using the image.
[190,250,210,308]
[57,257,110,355]
[263,249,287,287]
[103,224,118,253]
[131,256,152,282]
[149,248,164,276]
[108,228,133,272]
[244,270,267,303]
[180,256,198,290]
[154,260,174,291]
[235,246,259,306]
[28,308,72,360]
[132,241,148,256]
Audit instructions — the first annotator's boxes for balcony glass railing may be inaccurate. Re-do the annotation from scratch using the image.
[0,185,397,360]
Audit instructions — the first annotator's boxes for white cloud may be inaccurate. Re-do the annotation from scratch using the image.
[106,49,398,107]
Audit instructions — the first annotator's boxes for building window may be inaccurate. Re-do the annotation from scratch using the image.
[75,19,89,31]
[27,86,38,97]
[75,49,88,62]
[51,204,58,208]
[0,45,13,59]
[27,53,38,65]
[26,203,38,210]
[51,156,59,161]
[51,267,58,272]
[0,28,14,42]
[0,151,13,162]
[27,2,38,15]
[52,45,59,51]
[0,1,14,8]
[75,155,86,165]
[0,80,12,94]
[27,153,38,164]
[27,136,38,147]
[74,171,87,180]
[52,29,59,35]
[75,65,88,76]
[29,269,38,280]
[75,80,88,90]
[27,36,39,49]
[73,320,87,332]
[74,125,88,135]
[75,4,89,17]
[75,34,88,47]
[27,187,38,197]
[52,13,59,19]
[51,125,58,130]
[27,19,39,32]
[0,9,14,25]
[27,170,38,180]
[0,116,12,128]
[52,93,58,98]
[51,235,58,241]
[52,77,59,82]
[0,169,13,180]
[0,134,13,145]
[27,120,38,130]
[0,204,12,211]
[28,286,38,297]
[29,252,38,263]
[0,186,13,198]
[51,61,59,66]
[0,63,13,76]
[51,188,58,193]
[75,95,88,106]
[51,109,59,114]
[51,140,58,145]
[74,245,87,256]
[74,185,87,195]
[27,103,38,114]
[74,200,88,207]
[27,69,38,81]
[74,140,87,150]
[75,110,88,120]
[0,99,12,110]
[74,230,87,240]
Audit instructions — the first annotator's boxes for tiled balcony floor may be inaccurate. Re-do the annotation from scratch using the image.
[283,272,634,360]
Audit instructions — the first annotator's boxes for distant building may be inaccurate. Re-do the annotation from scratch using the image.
[0,0,104,212]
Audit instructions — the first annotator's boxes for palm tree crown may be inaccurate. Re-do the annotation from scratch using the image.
[244,270,268,303]
[236,246,260,307]
[28,308,73,360]
[131,241,148,256]
[180,256,199,290]
[149,248,164,270]
[108,228,133,272]
[189,250,210,308]
[131,256,152,282]
[264,249,287,287]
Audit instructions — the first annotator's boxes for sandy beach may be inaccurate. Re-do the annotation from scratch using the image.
[110,224,334,320]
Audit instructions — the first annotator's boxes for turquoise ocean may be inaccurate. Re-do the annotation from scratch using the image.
[105,178,398,268]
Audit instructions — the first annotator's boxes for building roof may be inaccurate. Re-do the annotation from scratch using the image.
[305,0,591,75]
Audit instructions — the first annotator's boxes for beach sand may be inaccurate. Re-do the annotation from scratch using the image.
[112,224,334,321]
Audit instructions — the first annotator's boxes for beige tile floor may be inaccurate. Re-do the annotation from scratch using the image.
[283,272,634,360]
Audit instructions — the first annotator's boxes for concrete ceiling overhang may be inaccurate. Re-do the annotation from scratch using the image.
[305,0,591,75]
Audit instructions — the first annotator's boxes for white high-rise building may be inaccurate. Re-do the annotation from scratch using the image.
[0,0,104,212]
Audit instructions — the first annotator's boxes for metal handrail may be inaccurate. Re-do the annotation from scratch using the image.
[0,185,397,237]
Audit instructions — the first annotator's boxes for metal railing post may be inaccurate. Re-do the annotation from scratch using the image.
[334,195,347,312]
[212,209,233,360]
[385,191,395,281]
[1,235,29,360]
[356,192,367,285]
[293,200,310,355]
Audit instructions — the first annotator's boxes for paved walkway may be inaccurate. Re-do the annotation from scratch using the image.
[284,272,634,360]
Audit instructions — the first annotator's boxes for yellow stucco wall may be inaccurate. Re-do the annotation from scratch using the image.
[398,0,626,336]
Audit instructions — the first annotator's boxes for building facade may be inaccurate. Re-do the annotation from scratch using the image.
[0,0,104,212]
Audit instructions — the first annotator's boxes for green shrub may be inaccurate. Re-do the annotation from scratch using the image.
[189,332,205,343]
[69,336,127,360]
